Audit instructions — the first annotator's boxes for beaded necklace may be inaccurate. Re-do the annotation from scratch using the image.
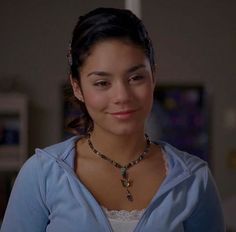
[87,134,151,201]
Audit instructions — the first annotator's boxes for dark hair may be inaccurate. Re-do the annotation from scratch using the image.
[68,7,156,135]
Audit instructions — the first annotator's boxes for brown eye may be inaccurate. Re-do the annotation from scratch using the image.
[129,75,145,83]
[94,80,110,88]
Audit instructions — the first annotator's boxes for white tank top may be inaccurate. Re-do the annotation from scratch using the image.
[102,206,145,232]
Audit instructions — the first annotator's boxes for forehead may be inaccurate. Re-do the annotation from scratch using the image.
[80,39,151,74]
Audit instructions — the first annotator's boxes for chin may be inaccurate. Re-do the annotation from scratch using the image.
[93,119,145,137]
[107,125,144,137]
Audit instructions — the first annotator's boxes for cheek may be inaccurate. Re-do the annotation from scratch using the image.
[83,90,108,111]
[140,86,154,113]
[139,84,154,103]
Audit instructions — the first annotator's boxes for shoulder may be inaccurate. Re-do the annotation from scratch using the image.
[36,135,80,159]
[153,140,211,190]
[156,140,208,173]
[18,136,80,178]
[156,143,223,204]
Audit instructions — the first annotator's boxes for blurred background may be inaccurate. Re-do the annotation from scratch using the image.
[0,0,236,230]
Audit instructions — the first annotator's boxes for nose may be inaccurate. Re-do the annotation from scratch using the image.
[112,81,132,105]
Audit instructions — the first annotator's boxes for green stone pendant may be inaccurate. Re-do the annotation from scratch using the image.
[120,167,127,178]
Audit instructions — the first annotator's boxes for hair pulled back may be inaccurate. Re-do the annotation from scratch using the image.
[67,7,156,135]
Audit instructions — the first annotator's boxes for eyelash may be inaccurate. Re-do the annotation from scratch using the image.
[93,80,110,87]
[93,75,145,88]
[129,75,145,83]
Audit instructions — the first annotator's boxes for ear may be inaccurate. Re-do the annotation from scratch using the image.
[70,75,84,102]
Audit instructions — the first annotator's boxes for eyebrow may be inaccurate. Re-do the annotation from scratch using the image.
[87,64,146,77]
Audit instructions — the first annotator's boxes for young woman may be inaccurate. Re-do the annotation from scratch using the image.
[1,7,225,232]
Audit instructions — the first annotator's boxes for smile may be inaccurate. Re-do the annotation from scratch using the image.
[110,110,137,119]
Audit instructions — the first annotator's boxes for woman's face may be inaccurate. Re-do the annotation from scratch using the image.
[71,39,155,136]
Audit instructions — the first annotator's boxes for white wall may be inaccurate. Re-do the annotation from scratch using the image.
[0,0,235,199]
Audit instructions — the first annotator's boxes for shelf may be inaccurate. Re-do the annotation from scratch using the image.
[0,93,28,171]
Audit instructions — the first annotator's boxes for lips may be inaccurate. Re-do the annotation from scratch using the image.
[110,109,137,119]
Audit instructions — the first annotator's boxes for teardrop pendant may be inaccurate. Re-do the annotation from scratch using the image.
[121,179,132,188]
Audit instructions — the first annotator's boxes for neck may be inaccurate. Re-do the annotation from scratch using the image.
[88,130,148,165]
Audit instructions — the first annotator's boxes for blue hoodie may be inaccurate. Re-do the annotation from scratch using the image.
[1,136,225,231]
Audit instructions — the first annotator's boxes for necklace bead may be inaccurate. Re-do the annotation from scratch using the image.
[87,134,151,202]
